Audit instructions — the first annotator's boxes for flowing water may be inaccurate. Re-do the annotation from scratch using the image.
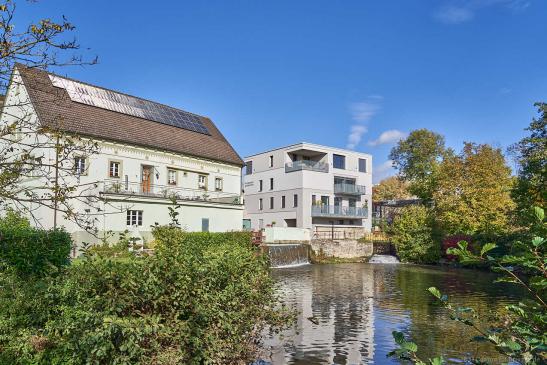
[266,244,310,268]
[262,263,523,364]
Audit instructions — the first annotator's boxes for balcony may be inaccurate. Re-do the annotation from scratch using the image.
[311,205,368,218]
[100,180,242,205]
[285,160,329,173]
[334,183,366,195]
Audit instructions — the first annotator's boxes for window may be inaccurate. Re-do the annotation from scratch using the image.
[270,196,274,209]
[293,194,298,207]
[245,161,253,175]
[126,210,143,226]
[259,180,263,192]
[215,177,223,191]
[198,175,207,189]
[259,198,263,210]
[109,161,121,178]
[281,195,286,208]
[359,158,367,173]
[268,155,273,167]
[269,178,274,190]
[312,194,316,205]
[333,154,346,169]
[167,169,177,185]
[338,220,344,225]
[74,156,86,175]
[201,218,209,232]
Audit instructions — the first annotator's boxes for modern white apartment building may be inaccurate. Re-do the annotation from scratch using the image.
[243,143,372,233]
[0,64,244,247]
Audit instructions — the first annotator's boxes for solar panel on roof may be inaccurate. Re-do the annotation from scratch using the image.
[48,75,211,135]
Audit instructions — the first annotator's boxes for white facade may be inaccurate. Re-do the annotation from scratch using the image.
[0,69,243,250]
[243,142,372,233]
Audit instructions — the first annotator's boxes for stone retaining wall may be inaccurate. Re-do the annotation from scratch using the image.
[310,239,373,259]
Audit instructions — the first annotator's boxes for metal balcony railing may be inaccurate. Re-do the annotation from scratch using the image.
[334,183,366,195]
[100,180,242,205]
[285,160,329,173]
[311,205,368,218]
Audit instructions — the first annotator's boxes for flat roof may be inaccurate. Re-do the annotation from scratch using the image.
[244,141,372,159]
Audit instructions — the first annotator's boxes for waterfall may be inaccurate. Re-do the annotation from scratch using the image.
[266,244,309,268]
[369,254,400,264]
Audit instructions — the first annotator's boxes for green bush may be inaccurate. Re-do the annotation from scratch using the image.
[0,228,290,364]
[0,212,71,277]
[390,205,440,264]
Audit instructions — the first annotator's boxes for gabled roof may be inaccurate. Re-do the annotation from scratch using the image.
[15,64,243,166]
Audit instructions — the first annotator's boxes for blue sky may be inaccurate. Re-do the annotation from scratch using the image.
[16,0,547,182]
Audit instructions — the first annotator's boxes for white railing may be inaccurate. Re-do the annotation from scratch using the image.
[101,180,241,205]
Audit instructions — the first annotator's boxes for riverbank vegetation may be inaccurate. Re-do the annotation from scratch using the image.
[389,207,546,364]
[380,103,546,265]
[0,216,293,364]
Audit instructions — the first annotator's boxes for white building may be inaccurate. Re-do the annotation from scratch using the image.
[243,143,372,235]
[1,65,244,247]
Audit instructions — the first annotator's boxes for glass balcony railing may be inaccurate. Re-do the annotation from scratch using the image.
[311,205,368,218]
[334,183,367,195]
[285,160,329,173]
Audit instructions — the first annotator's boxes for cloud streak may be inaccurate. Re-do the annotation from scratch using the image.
[434,0,530,25]
[368,129,407,147]
[346,96,382,150]
[373,160,396,183]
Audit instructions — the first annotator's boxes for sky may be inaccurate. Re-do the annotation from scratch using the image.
[15,0,547,182]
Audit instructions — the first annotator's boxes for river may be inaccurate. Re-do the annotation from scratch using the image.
[262,263,522,364]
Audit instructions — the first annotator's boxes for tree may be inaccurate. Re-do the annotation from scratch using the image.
[372,176,412,202]
[509,103,547,227]
[0,1,100,231]
[390,205,440,264]
[389,129,446,202]
[433,143,515,236]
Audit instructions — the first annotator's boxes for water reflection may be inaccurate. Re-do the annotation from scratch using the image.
[264,263,522,364]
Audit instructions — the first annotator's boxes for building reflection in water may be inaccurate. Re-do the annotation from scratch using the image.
[265,264,408,365]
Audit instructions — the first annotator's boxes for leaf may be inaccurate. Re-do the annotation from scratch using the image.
[504,340,521,352]
[532,236,544,247]
[429,357,444,365]
[428,287,442,299]
[401,341,418,352]
[392,331,405,345]
[480,243,497,257]
[532,206,544,222]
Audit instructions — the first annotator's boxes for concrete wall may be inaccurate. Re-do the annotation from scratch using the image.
[310,239,373,259]
[263,227,311,243]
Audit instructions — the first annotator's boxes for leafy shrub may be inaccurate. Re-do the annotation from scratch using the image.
[441,234,473,261]
[0,228,290,364]
[0,212,71,277]
[391,205,440,264]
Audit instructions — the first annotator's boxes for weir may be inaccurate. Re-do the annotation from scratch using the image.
[265,244,310,268]
[368,254,400,264]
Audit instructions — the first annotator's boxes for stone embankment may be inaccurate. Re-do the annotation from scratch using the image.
[310,239,373,261]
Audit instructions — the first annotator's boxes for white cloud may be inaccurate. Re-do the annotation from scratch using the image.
[433,0,530,25]
[349,96,382,122]
[368,129,407,147]
[373,160,396,184]
[434,5,474,24]
[346,125,368,150]
[346,96,382,150]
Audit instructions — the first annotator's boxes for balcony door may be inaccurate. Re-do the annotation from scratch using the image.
[334,197,342,214]
[141,165,153,194]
